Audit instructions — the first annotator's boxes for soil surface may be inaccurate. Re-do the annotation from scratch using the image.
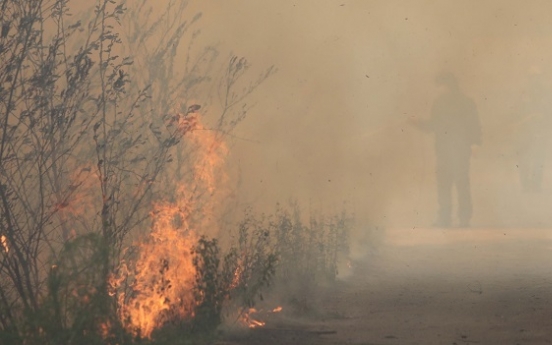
[222,227,552,344]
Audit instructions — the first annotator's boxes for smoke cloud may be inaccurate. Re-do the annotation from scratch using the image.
[181,1,552,237]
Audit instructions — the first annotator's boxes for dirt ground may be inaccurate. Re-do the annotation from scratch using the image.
[223,227,552,344]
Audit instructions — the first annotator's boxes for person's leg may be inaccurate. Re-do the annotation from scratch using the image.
[436,164,453,227]
[457,158,472,227]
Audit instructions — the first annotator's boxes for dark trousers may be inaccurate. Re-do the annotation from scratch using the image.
[436,154,472,226]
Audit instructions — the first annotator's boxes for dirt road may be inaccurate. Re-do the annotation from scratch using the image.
[227,227,552,344]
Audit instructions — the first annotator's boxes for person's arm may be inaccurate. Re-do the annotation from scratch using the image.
[415,118,434,132]
[408,106,436,133]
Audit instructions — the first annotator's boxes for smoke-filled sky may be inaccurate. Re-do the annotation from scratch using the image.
[142,1,552,229]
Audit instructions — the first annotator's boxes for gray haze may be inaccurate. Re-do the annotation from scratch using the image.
[126,3,552,340]
[186,1,552,238]
[69,1,552,340]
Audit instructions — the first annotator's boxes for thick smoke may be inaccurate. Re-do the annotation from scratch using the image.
[189,1,552,238]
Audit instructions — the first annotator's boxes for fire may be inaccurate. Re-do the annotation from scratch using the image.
[240,306,283,328]
[1,235,8,253]
[248,320,265,328]
[190,131,228,194]
[113,226,198,338]
[110,109,228,338]
[229,264,243,290]
[242,308,265,328]
[99,320,112,339]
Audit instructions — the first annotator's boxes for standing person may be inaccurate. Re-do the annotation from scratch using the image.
[411,72,481,227]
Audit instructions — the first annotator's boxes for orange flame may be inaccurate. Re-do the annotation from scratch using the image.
[111,110,228,338]
[113,226,198,338]
[239,306,283,328]
[248,320,266,328]
[242,308,266,328]
[1,235,8,253]
[229,263,243,290]
[98,320,111,339]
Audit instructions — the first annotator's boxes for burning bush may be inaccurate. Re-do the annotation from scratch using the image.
[0,0,352,343]
[0,0,274,344]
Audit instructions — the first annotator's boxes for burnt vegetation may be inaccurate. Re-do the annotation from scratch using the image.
[0,1,350,344]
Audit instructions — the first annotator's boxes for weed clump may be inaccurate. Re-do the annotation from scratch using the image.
[231,202,353,316]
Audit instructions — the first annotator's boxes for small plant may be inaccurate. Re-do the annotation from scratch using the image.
[40,233,126,345]
[192,231,277,333]
[254,202,353,314]
[0,0,274,343]
[112,229,277,344]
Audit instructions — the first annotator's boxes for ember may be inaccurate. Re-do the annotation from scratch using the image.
[0,235,8,253]
[240,306,284,329]
[242,308,266,329]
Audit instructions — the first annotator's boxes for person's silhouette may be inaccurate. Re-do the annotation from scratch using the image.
[412,72,481,227]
